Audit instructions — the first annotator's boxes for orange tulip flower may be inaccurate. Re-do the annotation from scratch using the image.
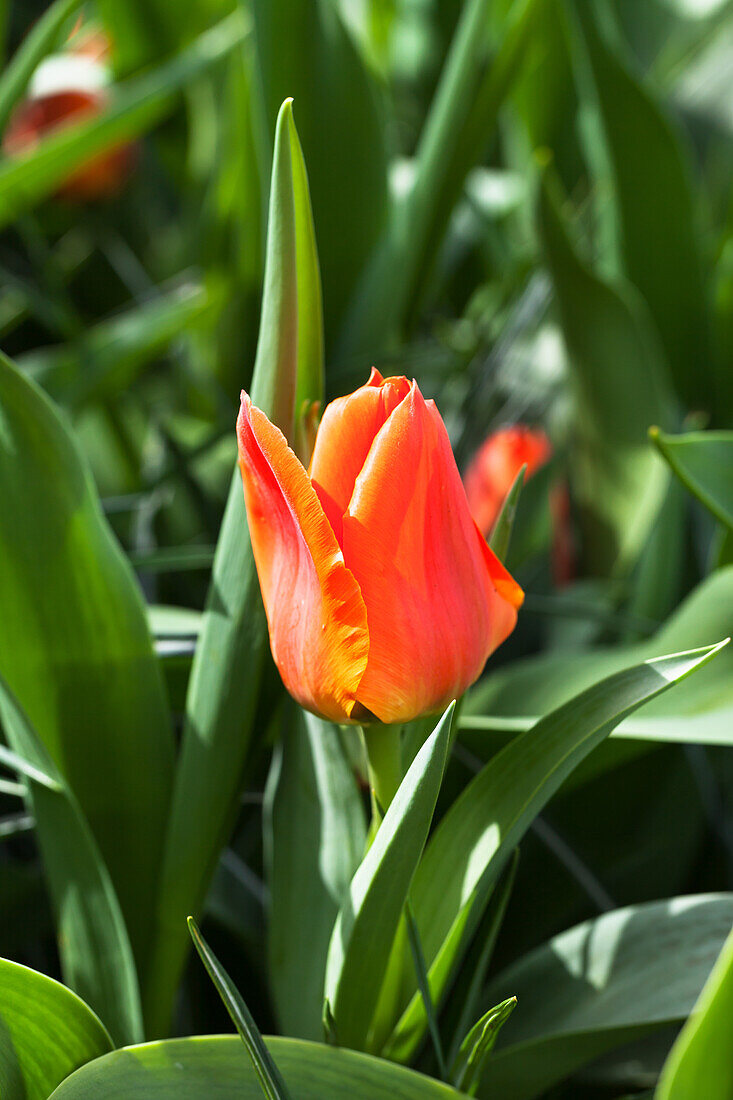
[237,370,523,725]
[464,425,552,540]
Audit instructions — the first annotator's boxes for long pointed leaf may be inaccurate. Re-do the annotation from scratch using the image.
[147,100,323,1036]
[384,642,727,1062]
[325,704,454,1051]
[0,674,142,1046]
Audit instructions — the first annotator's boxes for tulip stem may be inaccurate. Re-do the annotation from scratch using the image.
[361,723,403,828]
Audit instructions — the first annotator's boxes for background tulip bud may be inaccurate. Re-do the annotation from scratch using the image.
[237,370,523,725]
[463,425,552,540]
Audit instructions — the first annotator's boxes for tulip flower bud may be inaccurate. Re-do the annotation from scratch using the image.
[464,425,552,540]
[237,370,523,724]
[464,425,575,586]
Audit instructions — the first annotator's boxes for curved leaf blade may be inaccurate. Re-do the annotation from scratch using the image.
[0,352,171,1024]
[0,673,143,1046]
[49,1036,467,1099]
[0,956,112,1100]
[650,428,733,529]
[325,704,454,1051]
[384,642,727,1062]
[478,894,733,1099]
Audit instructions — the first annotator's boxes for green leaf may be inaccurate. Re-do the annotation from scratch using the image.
[0,0,83,134]
[324,704,454,1051]
[49,1036,467,1099]
[383,642,726,1063]
[0,12,248,226]
[656,923,733,1099]
[18,282,213,410]
[538,174,673,574]
[146,100,322,1036]
[567,0,713,411]
[253,0,388,348]
[0,957,112,1100]
[340,0,544,361]
[0,352,171,1029]
[264,707,366,1040]
[464,566,733,747]
[451,998,517,1094]
[488,463,526,562]
[188,918,293,1100]
[477,894,733,1100]
[0,674,143,1047]
[650,428,733,529]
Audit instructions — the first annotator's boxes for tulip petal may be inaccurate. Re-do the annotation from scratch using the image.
[342,384,522,723]
[308,370,411,544]
[237,394,369,722]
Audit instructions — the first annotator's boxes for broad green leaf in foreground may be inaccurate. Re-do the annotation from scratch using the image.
[0,956,111,1100]
[188,919,292,1100]
[383,642,727,1062]
[538,176,673,575]
[146,99,324,1036]
[650,428,733,529]
[49,1036,467,1099]
[325,704,454,1052]
[0,352,171,1022]
[655,921,733,1099]
[264,707,366,1040]
[0,12,249,226]
[478,894,733,1100]
[0,674,143,1047]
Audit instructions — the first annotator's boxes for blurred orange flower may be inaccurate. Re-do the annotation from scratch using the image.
[464,425,552,539]
[2,27,133,201]
[237,370,523,724]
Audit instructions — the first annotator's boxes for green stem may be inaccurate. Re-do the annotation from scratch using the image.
[361,722,403,829]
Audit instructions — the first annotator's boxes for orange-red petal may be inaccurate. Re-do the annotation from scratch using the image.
[342,383,522,723]
[308,370,411,545]
[237,393,369,722]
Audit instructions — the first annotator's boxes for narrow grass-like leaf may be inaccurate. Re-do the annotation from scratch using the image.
[19,281,212,409]
[655,923,733,1099]
[488,464,526,562]
[0,957,112,1100]
[0,12,249,226]
[0,0,82,133]
[650,428,733,529]
[0,673,143,1046]
[567,0,712,411]
[325,704,454,1051]
[404,899,447,1079]
[147,101,322,1036]
[538,175,673,574]
[264,707,366,1040]
[188,918,292,1100]
[478,894,733,1099]
[341,0,544,358]
[383,643,727,1062]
